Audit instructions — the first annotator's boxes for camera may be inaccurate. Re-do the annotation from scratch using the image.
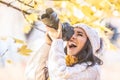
[41,8,74,41]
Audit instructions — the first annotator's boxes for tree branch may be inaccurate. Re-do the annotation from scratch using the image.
[0,49,8,57]
[0,0,30,14]
[17,0,34,8]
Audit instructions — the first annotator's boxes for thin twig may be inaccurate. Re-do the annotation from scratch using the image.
[0,0,30,14]
[26,0,33,4]
[0,49,8,57]
[22,12,33,24]
[17,0,34,8]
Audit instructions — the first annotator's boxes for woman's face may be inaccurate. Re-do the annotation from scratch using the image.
[67,27,87,56]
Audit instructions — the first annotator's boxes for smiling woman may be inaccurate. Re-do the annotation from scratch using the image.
[47,23,103,80]
[66,27,87,57]
[25,22,103,80]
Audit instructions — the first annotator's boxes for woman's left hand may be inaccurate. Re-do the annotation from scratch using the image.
[46,21,62,40]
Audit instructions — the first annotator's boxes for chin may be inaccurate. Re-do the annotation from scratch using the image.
[68,52,77,56]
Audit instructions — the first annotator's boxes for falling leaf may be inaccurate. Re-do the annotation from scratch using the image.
[23,25,32,34]
[18,45,32,56]
[6,59,12,64]
[33,2,39,9]
[13,38,25,44]
[0,37,7,41]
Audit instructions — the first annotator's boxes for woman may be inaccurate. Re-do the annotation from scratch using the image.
[47,23,103,80]
[25,22,103,80]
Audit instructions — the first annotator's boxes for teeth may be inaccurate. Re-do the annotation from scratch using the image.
[68,42,77,48]
[69,44,77,48]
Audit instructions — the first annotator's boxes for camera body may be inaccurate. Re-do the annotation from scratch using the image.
[41,8,74,41]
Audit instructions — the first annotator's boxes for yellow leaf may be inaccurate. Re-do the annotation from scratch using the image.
[109,43,117,51]
[85,0,102,9]
[81,6,94,18]
[26,13,38,23]
[59,14,68,22]
[53,1,63,7]
[34,4,39,9]
[108,0,115,3]
[14,38,25,44]
[69,0,81,9]
[101,2,112,17]
[18,45,32,56]
[23,25,32,34]
[69,15,81,25]
[6,60,12,64]
[100,26,112,33]
[65,55,78,66]
[114,2,120,12]
[0,37,7,40]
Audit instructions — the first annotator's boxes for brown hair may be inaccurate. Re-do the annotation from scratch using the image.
[64,38,103,67]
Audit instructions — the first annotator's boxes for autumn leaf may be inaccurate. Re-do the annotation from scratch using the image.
[6,59,12,64]
[26,13,38,23]
[85,0,102,9]
[18,45,32,56]
[23,25,32,34]
[53,1,63,7]
[69,0,81,9]
[33,1,39,9]
[65,55,78,66]
[100,25,112,33]
[109,43,117,51]
[114,2,120,12]
[69,15,81,25]
[81,5,94,18]
[13,38,25,44]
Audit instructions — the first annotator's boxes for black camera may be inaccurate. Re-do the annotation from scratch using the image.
[41,8,74,41]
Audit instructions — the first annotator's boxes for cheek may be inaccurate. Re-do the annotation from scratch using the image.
[77,38,87,50]
[66,42,69,53]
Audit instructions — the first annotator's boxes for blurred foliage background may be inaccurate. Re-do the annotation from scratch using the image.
[0,0,120,80]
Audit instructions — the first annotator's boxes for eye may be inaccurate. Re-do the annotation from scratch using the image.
[77,33,83,36]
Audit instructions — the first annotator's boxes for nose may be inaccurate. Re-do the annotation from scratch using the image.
[70,34,76,40]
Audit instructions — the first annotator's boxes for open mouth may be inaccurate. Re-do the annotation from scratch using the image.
[69,43,77,49]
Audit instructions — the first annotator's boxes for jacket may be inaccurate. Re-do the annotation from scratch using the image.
[48,39,100,80]
[25,43,51,80]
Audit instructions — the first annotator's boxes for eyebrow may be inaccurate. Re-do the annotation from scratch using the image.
[77,31,83,34]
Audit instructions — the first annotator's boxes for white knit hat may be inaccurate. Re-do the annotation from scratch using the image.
[73,23,101,54]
